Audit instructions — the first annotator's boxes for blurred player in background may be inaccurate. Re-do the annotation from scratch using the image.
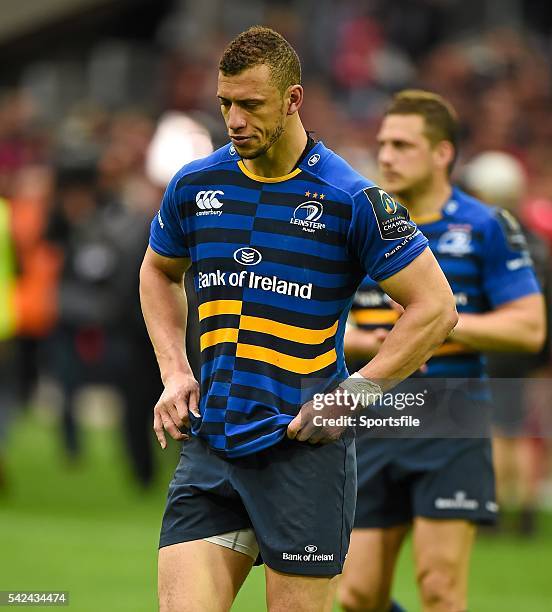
[339,91,546,612]
[140,30,457,612]
[463,152,552,535]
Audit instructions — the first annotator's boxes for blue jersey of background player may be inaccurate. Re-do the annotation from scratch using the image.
[340,91,546,612]
[140,31,457,612]
[349,188,539,378]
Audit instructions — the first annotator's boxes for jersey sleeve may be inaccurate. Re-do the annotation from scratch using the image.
[347,186,428,281]
[149,173,189,258]
[482,208,540,307]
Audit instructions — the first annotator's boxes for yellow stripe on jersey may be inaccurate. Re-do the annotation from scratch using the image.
[237,160,302,183]
[200,327,239,351]
[199,299,243,320]
[239,315,338,344]
[434,342,474,356]
[353,308,399,325]
[236,343,337,374]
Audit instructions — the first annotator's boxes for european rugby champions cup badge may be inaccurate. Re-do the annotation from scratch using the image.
[363,187,417,241]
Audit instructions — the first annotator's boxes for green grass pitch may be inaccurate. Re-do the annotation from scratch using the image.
[1,412,551,611]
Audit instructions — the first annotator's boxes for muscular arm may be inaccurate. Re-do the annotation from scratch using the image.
[140,247,191,380]
[288,248,457,443]
[139,246,199,448]
[449,293,545,353]
[357,248,458,389]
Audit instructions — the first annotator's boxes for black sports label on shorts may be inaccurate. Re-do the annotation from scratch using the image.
[364,187,417,241]
[494,208,528,252]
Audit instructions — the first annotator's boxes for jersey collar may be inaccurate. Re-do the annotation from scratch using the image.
[235,137,321,184]
[411,211,443,225]
[237,160,301,183]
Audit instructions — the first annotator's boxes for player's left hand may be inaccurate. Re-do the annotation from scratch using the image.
[287,390,355,444]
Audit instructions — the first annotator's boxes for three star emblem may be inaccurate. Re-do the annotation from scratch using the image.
[304,191,325,200]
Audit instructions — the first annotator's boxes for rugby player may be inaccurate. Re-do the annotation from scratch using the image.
[339,91,546,612]
[139,31,457,612]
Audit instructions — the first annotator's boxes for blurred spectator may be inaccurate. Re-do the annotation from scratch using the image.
[46,150,161,486]
[10,165,60,404]
[463,150,551,534]
[523,198,552,253]
[0,90,48,198]
[0,162,60,491]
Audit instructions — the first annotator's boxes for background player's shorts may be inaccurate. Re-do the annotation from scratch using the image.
[160,432,356,576]
[355,436,497,528]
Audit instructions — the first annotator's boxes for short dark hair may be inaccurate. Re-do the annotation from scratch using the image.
[386,90,459,170]
[219,26,301,94]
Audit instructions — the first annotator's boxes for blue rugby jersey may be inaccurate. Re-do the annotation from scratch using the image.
[149,141,427,457]
[350,187,540,378]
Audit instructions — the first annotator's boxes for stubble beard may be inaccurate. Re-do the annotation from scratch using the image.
[239,116,285,160]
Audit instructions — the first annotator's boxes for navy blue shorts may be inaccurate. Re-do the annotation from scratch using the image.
[160,432,356,576]
[355,436,497,528]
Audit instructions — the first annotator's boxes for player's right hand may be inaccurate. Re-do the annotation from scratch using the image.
[153,372,200,449]
[287,389,356,445]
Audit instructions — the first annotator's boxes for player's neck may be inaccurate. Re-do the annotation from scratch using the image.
[241,116,308,178]
[401,179,452,223]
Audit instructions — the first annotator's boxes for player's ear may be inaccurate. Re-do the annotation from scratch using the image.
[434,140,455,171]
[286,85,303,115]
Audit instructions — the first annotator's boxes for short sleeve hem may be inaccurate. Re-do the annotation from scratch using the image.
[370,234,428,282]
[148,239,190,259]
[485,274,540,308]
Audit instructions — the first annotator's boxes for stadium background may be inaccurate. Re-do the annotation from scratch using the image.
[0,0,551,609]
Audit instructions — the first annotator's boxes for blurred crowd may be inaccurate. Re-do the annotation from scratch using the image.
[0,0,551,523]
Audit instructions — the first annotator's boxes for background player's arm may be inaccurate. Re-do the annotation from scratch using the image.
[344,325,388,359]
[448,208,546,353]
[139,246,199,448]
[357,248,457,389]
[449,293,545,353]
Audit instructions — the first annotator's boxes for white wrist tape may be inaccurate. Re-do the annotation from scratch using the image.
[339,372,382,409]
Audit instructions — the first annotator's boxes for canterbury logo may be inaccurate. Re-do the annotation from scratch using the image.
[196,190,224,210]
